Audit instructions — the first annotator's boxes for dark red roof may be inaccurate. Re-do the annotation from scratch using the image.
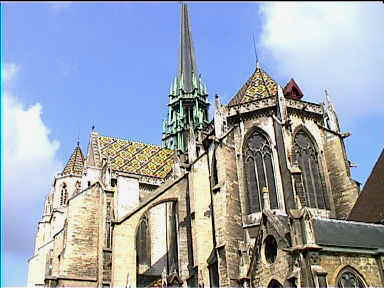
[348,149,384,224]
[283,78,304,100]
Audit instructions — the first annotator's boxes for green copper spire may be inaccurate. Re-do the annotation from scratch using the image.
[162,3,209,152]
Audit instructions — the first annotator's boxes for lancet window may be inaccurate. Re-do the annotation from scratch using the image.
[136,215,150,267]
[244,129,278,213]
[60,183,68,206]
[105,201,113,249]
[293,130,329,210]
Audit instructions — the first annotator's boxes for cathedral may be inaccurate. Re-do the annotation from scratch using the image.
[27,4,384,288]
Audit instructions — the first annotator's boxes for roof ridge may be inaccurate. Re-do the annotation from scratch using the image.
[313,216,384,228]
[98,134,170,150]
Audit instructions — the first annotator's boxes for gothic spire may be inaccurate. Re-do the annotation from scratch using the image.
[178,3,198,92]
[62,144,85,176]
[162,3,209,152]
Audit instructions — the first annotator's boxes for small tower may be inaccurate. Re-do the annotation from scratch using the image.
[162,3,210,152]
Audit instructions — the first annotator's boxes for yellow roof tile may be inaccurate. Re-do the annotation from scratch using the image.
[228,67,278,106]
[62,145,85,176]
[96,135,175,179]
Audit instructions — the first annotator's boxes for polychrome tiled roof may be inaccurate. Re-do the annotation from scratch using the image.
[228,67,278,106]
[95,135,175,179]
[63,145,85,176]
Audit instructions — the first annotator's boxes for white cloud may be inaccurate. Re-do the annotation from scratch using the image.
[3,63,63,255]
[258,2,384,123]
[2,63,19,85]
[48,1,72,12]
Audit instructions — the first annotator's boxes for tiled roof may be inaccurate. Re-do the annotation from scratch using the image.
[62,145,85,176]
[348,149,384,223]
[313,217,384,249]
[95,134,175,179]
[228,66,278,106]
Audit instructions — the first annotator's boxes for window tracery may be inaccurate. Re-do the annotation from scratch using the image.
[244,129,278,213]
[293,130,329,210]
[337,267,366,288]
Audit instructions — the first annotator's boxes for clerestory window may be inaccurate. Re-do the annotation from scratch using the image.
[244,129,278,214]
[293,130,329,210]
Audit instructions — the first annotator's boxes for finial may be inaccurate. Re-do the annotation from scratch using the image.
[252,33,259,69]
[325,89,330,101]
[324,89,333,108]
[262,187,270,210]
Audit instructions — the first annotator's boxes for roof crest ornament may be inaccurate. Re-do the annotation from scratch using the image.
[252,33,260,69]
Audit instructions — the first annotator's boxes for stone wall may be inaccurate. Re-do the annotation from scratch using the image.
[27,241,53,287]
[112,175,189,287]
[61,184,101,281]
[320,252,383,287]
[190,153,214,286]
[323,133,359,219]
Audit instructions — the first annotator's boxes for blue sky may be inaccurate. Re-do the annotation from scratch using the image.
[3,2,384,286]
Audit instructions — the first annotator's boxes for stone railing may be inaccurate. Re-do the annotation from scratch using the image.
[226,96,277,118]
[286,98,323,115]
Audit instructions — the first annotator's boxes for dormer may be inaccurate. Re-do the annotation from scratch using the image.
[283,78,304,100]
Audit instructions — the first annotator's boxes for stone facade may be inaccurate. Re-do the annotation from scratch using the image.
[27,4,384,288]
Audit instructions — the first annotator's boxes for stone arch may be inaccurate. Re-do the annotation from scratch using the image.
[292,124,320,152]
[135,198,180,287]
[267,279,283,288]
[292,126,329,210]
[112,176,190,287]
[242,126,274,154]
[242,127,278,214]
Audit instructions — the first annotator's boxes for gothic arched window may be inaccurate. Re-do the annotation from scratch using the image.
[244,130,278,214]
[293,130,329,210]
[60,183,68,206]
[136,215,150,267]
[337,267,366,288]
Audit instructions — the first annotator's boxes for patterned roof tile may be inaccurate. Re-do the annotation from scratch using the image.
[62,144,85,176]
[228,67,278,106]
[96,135,175,179]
